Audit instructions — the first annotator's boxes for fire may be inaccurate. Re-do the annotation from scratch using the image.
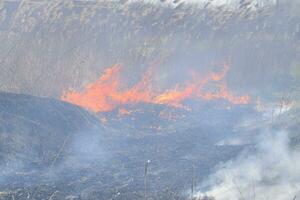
[153,63,249,107]
[61,63,250,112]
[61,65,121,112]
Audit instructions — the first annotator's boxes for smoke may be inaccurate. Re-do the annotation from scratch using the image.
[0,120,110,186]
[63,129,109,168]
[197,129,300,200]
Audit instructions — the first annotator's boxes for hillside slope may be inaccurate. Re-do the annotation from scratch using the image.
[0,92,103,173]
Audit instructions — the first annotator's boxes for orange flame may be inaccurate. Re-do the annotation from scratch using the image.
[61,63,250,112]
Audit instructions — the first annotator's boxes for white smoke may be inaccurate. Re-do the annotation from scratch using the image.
[197,130,300,200]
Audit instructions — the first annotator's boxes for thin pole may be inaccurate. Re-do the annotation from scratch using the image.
[144,160,151,200]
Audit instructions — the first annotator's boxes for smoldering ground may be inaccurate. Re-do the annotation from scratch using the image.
[0,127,111,186]
[0,93,112,188]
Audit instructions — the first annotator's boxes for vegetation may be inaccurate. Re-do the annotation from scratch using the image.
[0,1,299,101]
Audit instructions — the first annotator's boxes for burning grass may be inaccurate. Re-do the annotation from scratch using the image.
[61,63,249,113]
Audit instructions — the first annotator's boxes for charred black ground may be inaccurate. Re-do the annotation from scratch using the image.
[0,92,259,199]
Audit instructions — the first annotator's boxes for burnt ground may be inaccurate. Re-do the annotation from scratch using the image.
[0,92,260,200]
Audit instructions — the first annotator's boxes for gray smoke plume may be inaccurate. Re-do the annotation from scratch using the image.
[196,129,300,200]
